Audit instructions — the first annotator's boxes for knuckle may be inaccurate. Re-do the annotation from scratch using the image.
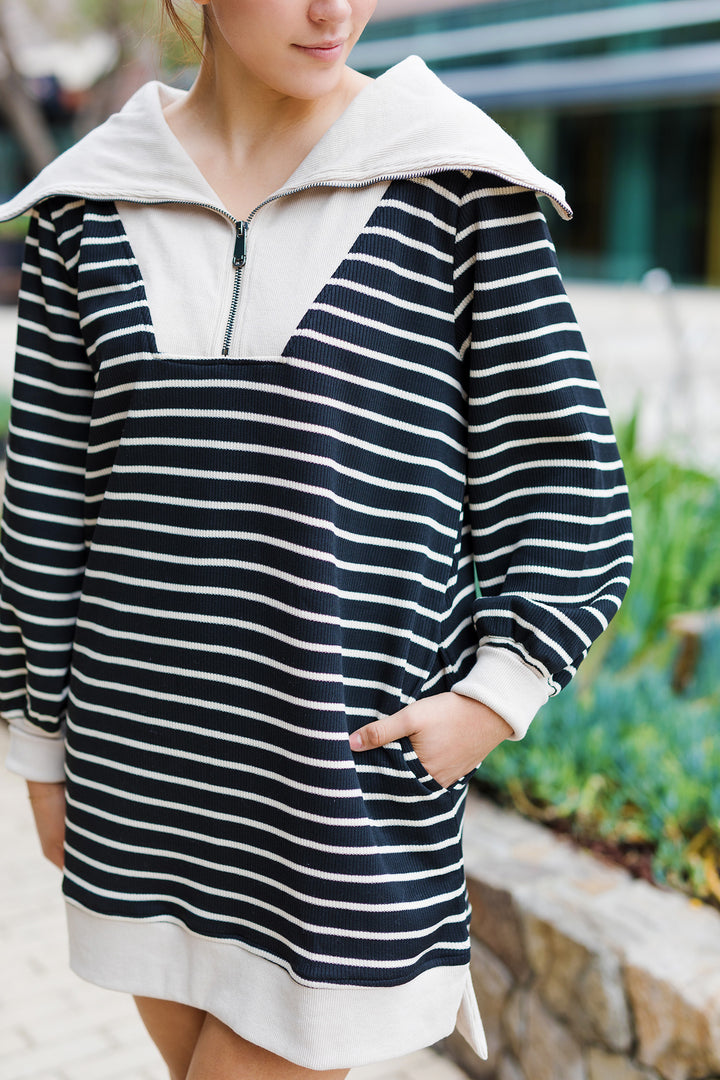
[367,722,388,748]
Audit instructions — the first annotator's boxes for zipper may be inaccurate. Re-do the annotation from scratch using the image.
[221,220,247,356]
[77,165,569,357]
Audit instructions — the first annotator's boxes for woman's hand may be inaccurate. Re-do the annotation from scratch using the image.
[26,781,66,870]
[349,691,514,789]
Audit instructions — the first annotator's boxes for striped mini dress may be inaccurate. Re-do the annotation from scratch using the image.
[0,59,632,1069]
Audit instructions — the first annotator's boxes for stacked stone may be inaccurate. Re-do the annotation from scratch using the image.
[441,795,720,1080]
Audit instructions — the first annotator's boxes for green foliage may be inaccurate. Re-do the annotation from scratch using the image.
[605,412,720,662]
[477,410,720,908]
[0,216,29,241]
[479,631,720,905]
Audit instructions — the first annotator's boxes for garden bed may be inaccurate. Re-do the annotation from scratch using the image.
[474,415,720,913]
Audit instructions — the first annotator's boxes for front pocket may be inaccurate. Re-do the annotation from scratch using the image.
[398,735,454,795]
[398,735,477,798]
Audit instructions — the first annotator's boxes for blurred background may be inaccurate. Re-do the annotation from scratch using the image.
[0,3,719,1080]
[3,0,720,283]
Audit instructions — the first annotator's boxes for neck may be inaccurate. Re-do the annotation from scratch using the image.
[173,41,370,168]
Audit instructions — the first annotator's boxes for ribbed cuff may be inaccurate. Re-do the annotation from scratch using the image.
[5,720,66,782]
[450,647,550,741]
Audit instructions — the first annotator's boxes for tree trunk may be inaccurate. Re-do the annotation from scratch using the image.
[0,21,57,176]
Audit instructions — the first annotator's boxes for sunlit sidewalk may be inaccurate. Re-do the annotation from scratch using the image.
[0,723,467,1080]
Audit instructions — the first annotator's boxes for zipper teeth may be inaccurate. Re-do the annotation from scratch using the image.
[96,165,568,222]
[245,166,567,223]
[222,265,243,356]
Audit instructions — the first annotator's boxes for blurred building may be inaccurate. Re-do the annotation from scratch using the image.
[363,0,720,284]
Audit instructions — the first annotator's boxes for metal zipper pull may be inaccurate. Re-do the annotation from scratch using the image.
[222,221,248,356]
[232,220,247,268]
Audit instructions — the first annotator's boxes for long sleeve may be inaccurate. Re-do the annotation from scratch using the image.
[450,178,633,739]
[0,199,95,781]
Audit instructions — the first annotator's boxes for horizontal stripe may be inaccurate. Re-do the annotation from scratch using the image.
[85,427,463,483]
[66,843,468,941]
[466,271,562,307]
[469,456,623,485]
[471,320,582,352]
[343,251,454,291]
[331,276,454,321]
[470,506,631,539]
[84,539,447,591]
[17,290,81,320]
[67,820,465,911]
[456,209,543,241]
[79,299,148,329]
[75,592,440,650]
[57,222,84,245]
[106,459,461,508]
[65,780,464,884]
[469,483,629,513]
[0,544,85,578]
[512,576,632,607]
[454,237,552,278]
[301,305,461,367]
[79,513,452,565]
[0,516,86,551]
[96,489,459,539]
[469,402,609,434]
[71,640,414,707]
[468,430,618,460]
[89,400,466,455]
[363,225,454,262]
[19,263,78,296]
[14,343,91,369]
[62,867,468,968]
[17,317,83,345]
[81,565,445,621]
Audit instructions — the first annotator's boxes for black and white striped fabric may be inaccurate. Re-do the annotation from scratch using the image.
[0,172,632,986]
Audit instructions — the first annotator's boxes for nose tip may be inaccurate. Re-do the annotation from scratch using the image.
[309,0,353,19]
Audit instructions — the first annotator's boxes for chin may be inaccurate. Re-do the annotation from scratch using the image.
[273,71,346,101]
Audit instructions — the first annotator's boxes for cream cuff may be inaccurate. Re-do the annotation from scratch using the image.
[4,717,66,782]
[451,646,551,740]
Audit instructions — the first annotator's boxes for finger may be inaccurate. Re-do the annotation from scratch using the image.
[349,707,417,751]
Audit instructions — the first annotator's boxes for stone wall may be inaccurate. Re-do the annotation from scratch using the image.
[440,791,720,1080]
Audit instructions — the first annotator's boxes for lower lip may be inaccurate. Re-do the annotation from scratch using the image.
[294,43,345,61]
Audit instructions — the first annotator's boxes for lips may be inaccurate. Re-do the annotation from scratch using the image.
[302,39,346,50]
[294,39,347,59]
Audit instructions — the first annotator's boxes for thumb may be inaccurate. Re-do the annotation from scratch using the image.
[349,705,418,752]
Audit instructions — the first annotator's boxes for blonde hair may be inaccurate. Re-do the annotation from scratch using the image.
[161,0,210,55]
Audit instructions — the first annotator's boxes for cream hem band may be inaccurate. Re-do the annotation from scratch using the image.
[66,901,488,1070]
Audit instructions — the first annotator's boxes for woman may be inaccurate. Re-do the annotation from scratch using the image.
[0,1,632,1077]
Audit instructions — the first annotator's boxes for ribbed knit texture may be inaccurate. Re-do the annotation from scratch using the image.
[0,172,632,990]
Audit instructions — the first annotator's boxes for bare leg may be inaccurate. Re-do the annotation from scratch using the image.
[134,995,207,1080]
[186,1012,350,1080]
